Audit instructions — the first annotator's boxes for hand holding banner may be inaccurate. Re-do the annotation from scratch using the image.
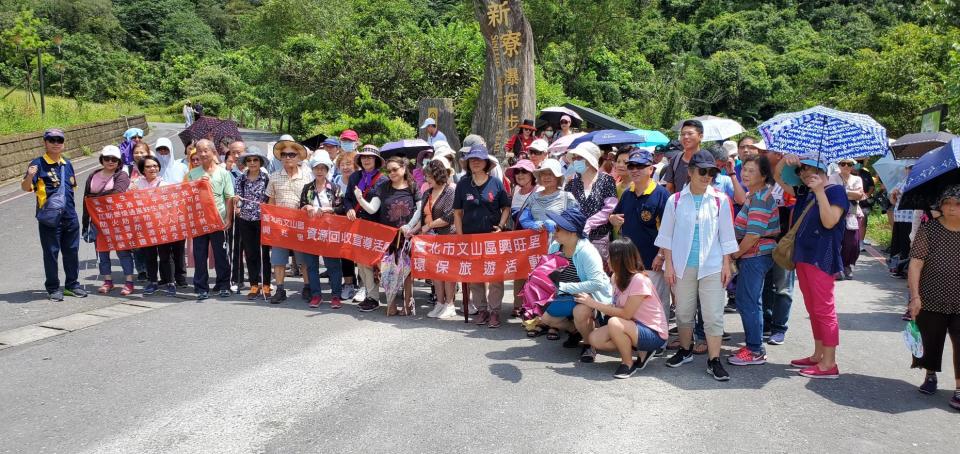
[84,180,225,252]
[259,204,398,266]
[410,230,549,283]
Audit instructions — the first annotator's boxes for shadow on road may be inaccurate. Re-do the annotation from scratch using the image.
[805,373,956,414]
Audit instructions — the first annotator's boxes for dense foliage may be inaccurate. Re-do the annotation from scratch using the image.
[1,0,958,139]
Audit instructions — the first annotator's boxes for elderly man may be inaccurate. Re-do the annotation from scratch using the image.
[187,139,236,300]
[265,135,313,304]
[420,118,447,147]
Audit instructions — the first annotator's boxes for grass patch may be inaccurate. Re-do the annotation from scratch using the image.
[0,88,144,136]
[866,209,891,250]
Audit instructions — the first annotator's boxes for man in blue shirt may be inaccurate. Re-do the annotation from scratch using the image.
[21,128,88,301]
[610,150,671,317]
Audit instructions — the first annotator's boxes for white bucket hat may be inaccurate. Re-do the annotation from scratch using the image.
[535,158,564,178]
[567,142,600,170]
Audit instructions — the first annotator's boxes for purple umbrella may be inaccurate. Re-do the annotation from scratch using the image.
[380,139,433,160]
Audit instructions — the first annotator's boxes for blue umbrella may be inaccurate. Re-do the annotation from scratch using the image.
[757,106,888,162]
[628,129,669,147]
[568,129,645,149]
[899,138,960,210]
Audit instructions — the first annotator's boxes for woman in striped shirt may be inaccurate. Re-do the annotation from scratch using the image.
[729,155,780,366]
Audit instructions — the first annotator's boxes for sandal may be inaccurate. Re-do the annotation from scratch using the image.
[526,326,548,338]
[510,305,521,319]
[119,283,135,296]
[403,299,415,316]
[692,341,708,355]
[546,329,560,341]
[98,281,114,294]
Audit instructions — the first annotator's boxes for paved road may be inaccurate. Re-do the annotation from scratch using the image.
[0,124,957,452]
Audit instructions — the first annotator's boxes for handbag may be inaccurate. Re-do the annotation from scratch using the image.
[772,199,816,271]
[36,166,68,228]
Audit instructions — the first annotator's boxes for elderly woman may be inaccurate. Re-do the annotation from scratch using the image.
[519,159,579,235]
[829,157,865,280]
[132,156,177,297]
[333,151,359,300]
[565,142,618,267]
[908,185,960,409]
[527,139,549,169]
[578,238,668,378]
[506,159,538,318]
[407,159,458,319]
[656,150,738,381]
[345,145,387,310]
[774,155,849,379]
[538,207,613,362]
[728,155,780,367]
[235,148,272,300]
[82,146,135,296]
[300,153,346,309]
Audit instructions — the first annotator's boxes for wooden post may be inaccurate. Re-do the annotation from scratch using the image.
[471,0,536,158]
[417,98,461,151]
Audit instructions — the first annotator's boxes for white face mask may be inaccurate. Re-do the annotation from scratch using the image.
[341,141,356,152]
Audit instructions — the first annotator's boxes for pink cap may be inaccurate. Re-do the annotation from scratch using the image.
[560,115,572,123]
[339,129,359,142]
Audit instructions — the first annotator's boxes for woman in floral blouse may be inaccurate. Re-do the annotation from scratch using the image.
[235,148,272,299]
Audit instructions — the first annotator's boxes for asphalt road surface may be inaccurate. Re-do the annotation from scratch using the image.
[0,124,956,453]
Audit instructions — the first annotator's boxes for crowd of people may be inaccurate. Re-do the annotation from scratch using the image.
[19,119,960,409]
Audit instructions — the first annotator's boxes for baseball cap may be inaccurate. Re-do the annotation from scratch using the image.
[43,128,65,140]
[627,150,654,166]
[419,118,437,129]
[689,150,718,169]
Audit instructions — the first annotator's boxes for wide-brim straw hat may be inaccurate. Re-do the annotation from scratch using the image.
[273,134,308,160]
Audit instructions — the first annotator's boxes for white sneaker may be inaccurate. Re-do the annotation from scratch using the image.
[230,284,239,293]
[427,303,444,318]
[438,303,458,319]
[341,284,356,300]
[353,286,366,302]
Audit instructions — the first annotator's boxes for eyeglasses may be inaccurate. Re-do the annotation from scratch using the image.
[626,163,650,170]
[697,168,719,177]
[386,167,403,173]
[45,137,65,144]
[838,162,854,167]
[280,152,298,159]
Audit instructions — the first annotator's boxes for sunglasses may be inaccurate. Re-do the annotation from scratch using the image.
[280,152,299,159]
[102,157,121,163]
[560,120,570,124]
[45,137,65,144]
[838,162,854,167]
[626,163,650,170]
[244,158,260,164]
[386,166,403,173]
[696,168,719,177]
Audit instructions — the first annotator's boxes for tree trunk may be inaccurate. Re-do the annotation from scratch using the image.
[418,98,461,152]
[471,0,536,158]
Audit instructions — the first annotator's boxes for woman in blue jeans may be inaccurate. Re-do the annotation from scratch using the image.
[299,154,346,308]
[728,155,780,366]
[82,146,136,296]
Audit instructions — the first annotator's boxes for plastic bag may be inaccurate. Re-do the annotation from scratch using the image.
[902,320,923,358]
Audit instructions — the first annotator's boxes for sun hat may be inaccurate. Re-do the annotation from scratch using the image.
[517,119,536,131]
[99,145,122,162]
[690,150,719,169]
[535,158,565,178]
[239,146,268,167]
[528,139,549,153]
[339,129,359,142]
[354,144,384,169]
[627,150,655,166]
[838,157,857,165]
[123,128,144,140]
[567,142,600,170]
[505,159,537,184]
[780,156,830,187]
[420,118,437,129]
[309,152,334,170]
[463,143,492,162]
[273,134,308,160]
[752,140,769,151]
[546,206,588,238]
[723,140,738,158]
[154,137,173,152]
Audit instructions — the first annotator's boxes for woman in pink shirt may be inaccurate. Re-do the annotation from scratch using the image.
[576,238,669,379]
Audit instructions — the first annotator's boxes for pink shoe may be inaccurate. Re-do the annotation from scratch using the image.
[790,356,819,368]
[799,364,840,379]
[487,311,501,329]
[308,295,322,308]
[119,283,135,296]
[330,297,342,309]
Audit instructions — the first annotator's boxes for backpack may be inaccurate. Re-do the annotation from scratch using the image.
[521,253,571,320]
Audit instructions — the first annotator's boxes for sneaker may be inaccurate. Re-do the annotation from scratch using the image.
[762,330,772,339]
[270,288,287,304]
[230,284,239,293]
[164,284,177,297]
[950,392,960,410]
[799,364,840,379]
[767,332,786,345]
[722,331,732,341]
[308,295,322,308]
[247,285,261,300]
[197,291,209,301]
[707,357,731,381]
[613,363,637,379]
[136,272,148,283]
[473,310,490,325]
[580,345,596,363]
[48,289,64,301]
[353,286,367,302]
[438,303,459,319]
[341,284,356,300]
[330,297,342,309]
[263,285,272,298]
[120,283,135,296]
[790,356,819,368]
[487,311,501,329]
[918,374,938,395]
[358,297,379,312]
[651,347,666,358]
[63,287,88,298]
[143,283,159,295]
[218,289,231,298]
[177,281,190,288]
[635,350,654,371]
[728,347,767,366]
[668,326,678,335]
[666,348,694,368]
[427,303,445,318]
[843,266,854,280]
[562,332,583,348]
[301,286,312,301]
[724,302,737,313]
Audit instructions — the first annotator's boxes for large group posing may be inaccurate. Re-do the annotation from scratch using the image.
[21,118,960,410]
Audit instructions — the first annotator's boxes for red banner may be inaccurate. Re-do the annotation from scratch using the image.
[259,205,398,266]
[84,180,225,252]
[410,230,549,283]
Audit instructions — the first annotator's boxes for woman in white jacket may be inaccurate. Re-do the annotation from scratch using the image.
[655,150,738,381]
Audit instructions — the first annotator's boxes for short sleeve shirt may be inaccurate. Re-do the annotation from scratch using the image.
[453,175,510,234]
[29,154,78,217]
[614,273,668,339]
[662,153,691,193]
[267,168,311,209]
[187,166,235,223]
[712,174,736,200]
[613,181,669,268]
[235,172,270,221]
[376,184,418,228]
[910,219,960,314]
[792,185,849,275]
[734,186,781,258]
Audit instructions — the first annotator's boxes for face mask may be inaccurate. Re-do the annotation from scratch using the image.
[544,131,554,138]
[854,163,862,170]
[423,158,432,168]
[341,141,356,152]
[571,160,587,174]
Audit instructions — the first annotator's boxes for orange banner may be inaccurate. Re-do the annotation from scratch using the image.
[259,205,398,266]
[84,180,225,252]
[410,230,549,283]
